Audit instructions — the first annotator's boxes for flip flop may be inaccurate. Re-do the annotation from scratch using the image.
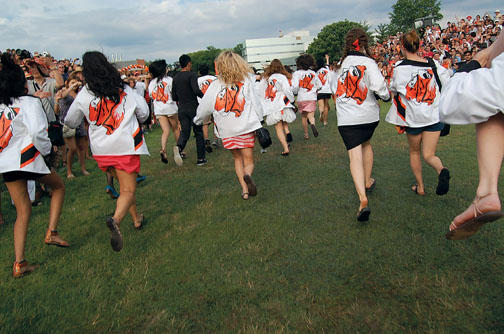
[365,179,376,193]
[281,152,289,156]
[241,192,249,200]
[446,196,504,240]
[357,207,371,222]
[411,184,425,196]
[243,174,257,196]
[436,168,450,195]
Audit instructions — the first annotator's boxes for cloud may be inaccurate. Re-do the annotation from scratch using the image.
[0,0,501,61]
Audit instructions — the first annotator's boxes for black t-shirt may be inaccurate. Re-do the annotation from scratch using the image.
[172,71,203,113]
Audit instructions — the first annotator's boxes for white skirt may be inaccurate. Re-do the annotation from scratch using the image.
[154,109,177,117]
[265,107,296,126]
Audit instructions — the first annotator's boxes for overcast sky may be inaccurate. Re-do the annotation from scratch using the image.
[0,0,501,62]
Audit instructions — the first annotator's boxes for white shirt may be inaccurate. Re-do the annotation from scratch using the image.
[0,96,51,174]
[194,76,263,138]
[440,54,504,124]
[332,53,390,126]
[148,77,178,116]
[316,66,332,94]
[65,85,149,156]
[134,81,146,98]
[386,58,451,127]
[197,75,217,103]
[292,69,321,102]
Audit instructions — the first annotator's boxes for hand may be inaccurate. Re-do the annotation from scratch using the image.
[34,91,52,99]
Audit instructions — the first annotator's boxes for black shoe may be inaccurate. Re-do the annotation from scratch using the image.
[436,168,450,195]
[310,124,319,138]
[196,159,208,166]
[286,133,293,143]
[106,217,123,252]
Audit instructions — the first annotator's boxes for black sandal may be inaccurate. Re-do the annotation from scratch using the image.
[243,174,257,196]
[160,150,168,164]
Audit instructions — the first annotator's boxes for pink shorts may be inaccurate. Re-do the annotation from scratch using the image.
[222,132,255,150]
[297,100,317,113]
[94,155,141,174]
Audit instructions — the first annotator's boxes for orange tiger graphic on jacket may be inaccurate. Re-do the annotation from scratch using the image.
[336,65,368,105]
[405,69,437,105]
[265,79,277,101]
[299,74,315,90]
[215,82,246,118]
[0,107,19,153]
[89,90,126,135]
[318,70,328,85]
[200,79,214,95]
[151,81,169,103]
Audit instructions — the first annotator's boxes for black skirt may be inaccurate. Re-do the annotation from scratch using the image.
[338,121,379,150]
[2,170,47,183]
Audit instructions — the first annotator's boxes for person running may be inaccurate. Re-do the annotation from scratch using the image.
[148,60,180,164]
[172,54,206,166]
[292,54,321,140]
[385,30,451,197]
[260,59,296,155]
[194,51,263,199]
[197,64,217,153]
[0,53,68,278]
[332,28,390,221]
[65,51,149,252]
[316,55,332,126]
[439,31,504,240]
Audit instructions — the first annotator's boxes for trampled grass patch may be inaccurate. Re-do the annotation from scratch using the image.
[1,103,503,333]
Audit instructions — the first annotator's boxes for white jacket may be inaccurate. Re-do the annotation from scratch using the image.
[386,58,451,127]
[0,96,51,174]
[258,73,295,116]
[65,85,149,156]
[332,53,390,126]
[440,54,504,125]
[197,75,217,103]
[194,76,263,138]
[316,66,332,94]
[292,69,321,102]
[148,77,178,116]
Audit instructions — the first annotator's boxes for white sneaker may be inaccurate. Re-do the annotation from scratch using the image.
[173,146,183,166]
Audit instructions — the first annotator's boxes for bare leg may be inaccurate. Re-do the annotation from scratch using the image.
[421,131,444,173]
[317,99,325,122]
[307,111,316,127]
[323,99,330,124]
[348,145,368,211]
[158,116,170,153]
[274,122,289,153]
[168,115,181,142]
[407,133,425,195]
[64,136,77,178]
[111,168,137,224]
[38,171,65,232]
[202,124,209,140]
[282,122,290,136]
[362,140,374,188]
[76,137,90,175]
[6,180,31,262]
[301,113,309,138]
[231,149,248,197]
[451,114,504,228]
[242,147,254,176]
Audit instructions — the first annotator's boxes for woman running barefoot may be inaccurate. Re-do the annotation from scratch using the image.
[440,32,504,240]
[385,30,451,196]
[65,51,149,251]
[194,51,263,199]
[332,28,390,221]
[148,60,180,164]
[260,59,296,155]
[0,54,68,278]
[292,54,321,140]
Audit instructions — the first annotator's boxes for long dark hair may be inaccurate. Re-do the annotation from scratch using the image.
[82,51,124,102]
[263,59,292,80]
[0,53,27,105]
[339,28,373,65]
[149,60,167,81]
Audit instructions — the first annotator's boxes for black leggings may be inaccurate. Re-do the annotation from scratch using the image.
[176,111,205,160]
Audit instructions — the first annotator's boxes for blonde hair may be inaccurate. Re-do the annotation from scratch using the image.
[215,51,252,85]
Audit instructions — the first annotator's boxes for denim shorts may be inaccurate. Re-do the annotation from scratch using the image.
[405,122,445,135]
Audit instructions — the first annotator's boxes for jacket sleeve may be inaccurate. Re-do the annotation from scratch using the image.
[171,78,179,102]
[367,61,390,101]
[64,91,86,129]
[249,80,264,120]
[26,98,52,156]
[133,90,150,123]
[193,85,214,125]
[280,76,295,102]
[291,72,300,95]
[435,59,453,87]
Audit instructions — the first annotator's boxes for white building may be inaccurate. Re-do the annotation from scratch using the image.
[242,31,314,70]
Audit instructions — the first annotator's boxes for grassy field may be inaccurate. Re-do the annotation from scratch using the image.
[1,102,503,333]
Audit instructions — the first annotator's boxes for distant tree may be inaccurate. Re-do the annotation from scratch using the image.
[187,46,222,74]
[233,43,245,56]
[375,23,391,44]
[388,0,442,35]
[307,20,371,64]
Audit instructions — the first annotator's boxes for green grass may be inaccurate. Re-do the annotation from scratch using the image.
[1,102,503,333]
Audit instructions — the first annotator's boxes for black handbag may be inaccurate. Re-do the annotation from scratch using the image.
[48,121,65,146]
[256,127,272,149]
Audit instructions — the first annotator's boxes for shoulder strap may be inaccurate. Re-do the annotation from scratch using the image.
[426,57,442,92]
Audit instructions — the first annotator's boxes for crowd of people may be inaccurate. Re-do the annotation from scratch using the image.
[0,10,503,277]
